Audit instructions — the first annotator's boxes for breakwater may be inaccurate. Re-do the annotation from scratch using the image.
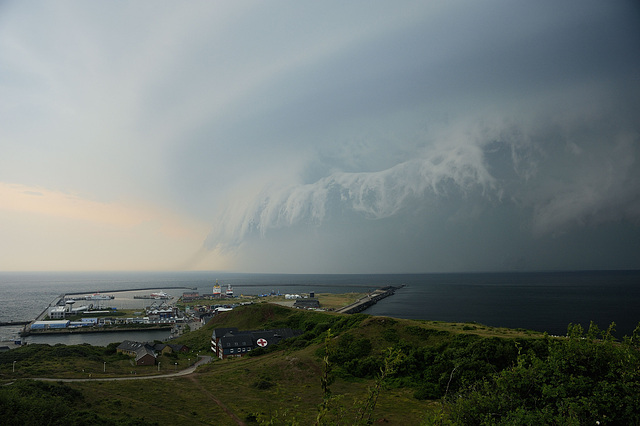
[0,321,30,327]
[336,285,404,314]
[63,286,196,296]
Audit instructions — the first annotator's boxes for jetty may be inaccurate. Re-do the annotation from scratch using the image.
[0,321,30,327]
[335,285,404,314]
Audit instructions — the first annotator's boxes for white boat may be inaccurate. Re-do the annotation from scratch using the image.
[151,291,171,299]
[85,293,114,300]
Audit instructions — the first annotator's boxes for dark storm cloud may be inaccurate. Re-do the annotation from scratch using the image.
[203,1,640,272]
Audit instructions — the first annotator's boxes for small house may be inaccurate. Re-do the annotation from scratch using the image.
[135,346,157,366]
[117,340,158,365]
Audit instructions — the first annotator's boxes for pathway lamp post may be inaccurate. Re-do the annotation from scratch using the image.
[13,360,16,372]
[103,362,106,373]
[158,362,160,372]
[175,362,178,371]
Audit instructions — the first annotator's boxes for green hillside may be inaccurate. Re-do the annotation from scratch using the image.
[2,303,640,425]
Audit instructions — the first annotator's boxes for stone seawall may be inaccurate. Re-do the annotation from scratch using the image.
[336,285,404,314]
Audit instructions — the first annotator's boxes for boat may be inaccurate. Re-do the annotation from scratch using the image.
[67,293,114,301]
[86,293,114,300]
[134,291,171,300]
[226,284,233,297]
[151,291,171,299]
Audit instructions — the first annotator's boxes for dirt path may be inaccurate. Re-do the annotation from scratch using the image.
[32,356,212,382]
[29,356,244,425]
[185,375,245,426]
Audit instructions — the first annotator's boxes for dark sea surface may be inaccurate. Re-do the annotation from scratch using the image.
[1,270,639,344]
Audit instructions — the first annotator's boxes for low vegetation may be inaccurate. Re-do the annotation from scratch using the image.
[178,292,367,311]
[1,303,640,425]
[0,342,193,379]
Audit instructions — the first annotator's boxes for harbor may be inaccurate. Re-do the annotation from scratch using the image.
[1,276,406,346]
[18,287,194,339]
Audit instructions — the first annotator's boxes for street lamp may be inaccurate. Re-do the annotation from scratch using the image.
[174,362,178,371]
[158,362,161,372]
[13,360,16,372]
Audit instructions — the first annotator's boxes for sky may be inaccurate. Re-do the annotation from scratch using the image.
[1,1,639,273]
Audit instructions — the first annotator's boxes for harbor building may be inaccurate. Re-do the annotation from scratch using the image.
[31,320,71,330]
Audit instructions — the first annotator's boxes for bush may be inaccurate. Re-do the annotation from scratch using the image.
[252,379,274,390]
[445,323,640,425]
[413,382,441,400]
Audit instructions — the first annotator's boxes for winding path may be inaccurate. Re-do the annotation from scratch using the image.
[33,355,213,382]
[30,355,245,424]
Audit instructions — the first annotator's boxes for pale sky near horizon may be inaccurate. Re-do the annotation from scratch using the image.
[1,1,639,273]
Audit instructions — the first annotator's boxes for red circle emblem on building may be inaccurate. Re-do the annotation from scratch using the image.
[257,338,268,347]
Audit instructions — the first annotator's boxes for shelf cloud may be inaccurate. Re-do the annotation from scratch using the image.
[1,1,638,271]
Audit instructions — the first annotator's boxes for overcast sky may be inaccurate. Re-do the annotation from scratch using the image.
[1,1,639,272]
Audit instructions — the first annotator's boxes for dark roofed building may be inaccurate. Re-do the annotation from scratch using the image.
[219,333,254,358]
[117,340,146,356]
[182,292,200,301]
[169,343,189,353]
[154,343,171,355]
[211,327,302,359]
[294,298,320,309]
[135,346,157,365]
[117,340,157,365]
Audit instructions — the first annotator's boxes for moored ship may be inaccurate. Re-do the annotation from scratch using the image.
[67,293,114,301]
[134,291,172,300]
[87,293,114,300]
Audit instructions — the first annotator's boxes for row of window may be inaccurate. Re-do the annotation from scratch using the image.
[225,341,248,347]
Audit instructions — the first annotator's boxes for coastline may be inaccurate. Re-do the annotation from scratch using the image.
[3,270,639,341]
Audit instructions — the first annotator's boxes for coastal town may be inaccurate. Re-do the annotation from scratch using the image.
[2,282,401,355]
[0,281,405,384]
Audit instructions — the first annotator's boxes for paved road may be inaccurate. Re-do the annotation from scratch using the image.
[33,355,212,382]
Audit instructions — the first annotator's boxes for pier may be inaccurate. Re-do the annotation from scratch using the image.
[335,285,404,314]
[0,321,30,327]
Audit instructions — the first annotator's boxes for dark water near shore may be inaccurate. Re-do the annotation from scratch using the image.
[1,270,639,344]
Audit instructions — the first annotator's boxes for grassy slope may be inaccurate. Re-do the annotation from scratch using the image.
[4,303,546,425]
